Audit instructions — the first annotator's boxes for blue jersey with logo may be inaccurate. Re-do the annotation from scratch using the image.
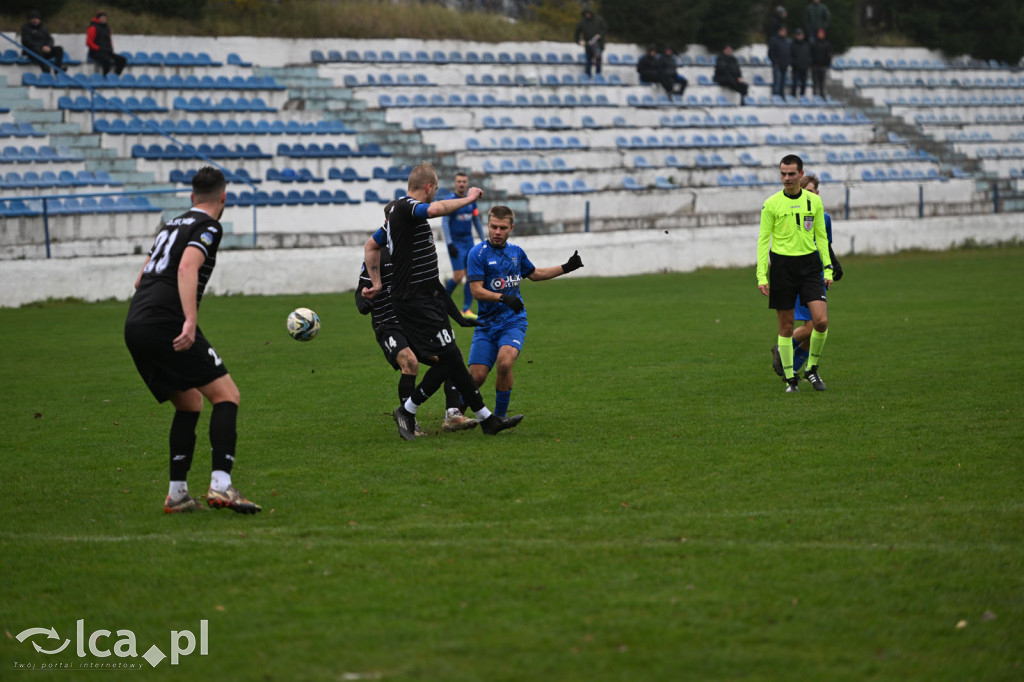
[441,192,483,246]
[467,240,536,327]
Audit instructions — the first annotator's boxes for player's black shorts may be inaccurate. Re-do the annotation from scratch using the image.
[374,324,436,371]
[768,251,827,311]
[392,290,458,357]
[124,321,229,402]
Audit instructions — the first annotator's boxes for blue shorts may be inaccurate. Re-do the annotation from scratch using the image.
[468,321,527,368]
[449,239,474,272]
[794,295,811,322]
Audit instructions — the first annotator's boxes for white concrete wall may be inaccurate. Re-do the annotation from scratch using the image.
[3,214,1023,308]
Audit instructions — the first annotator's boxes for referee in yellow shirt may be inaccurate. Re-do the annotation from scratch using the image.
[757,154,834,392]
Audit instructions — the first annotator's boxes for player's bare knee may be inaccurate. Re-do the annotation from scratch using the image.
[814,317,828,333]
[396,348,418,374]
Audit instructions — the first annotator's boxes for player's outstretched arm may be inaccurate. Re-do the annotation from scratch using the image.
[427,187,483,218]
[527,251,584,282]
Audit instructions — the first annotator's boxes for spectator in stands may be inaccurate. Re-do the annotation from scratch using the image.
[766,5,787,40]
[86,11,127,76]
[573,6,607,77]
[713,45,749,102]
[638,45,685,96]
[810,28,833,97]
[20,10,65,74]
[805,0,831,43]
[637,45,667,91]
[767,26,791,97]
[658,46,688,96]
[790,28,811,97]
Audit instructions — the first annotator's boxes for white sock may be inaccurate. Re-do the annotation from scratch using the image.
[168,481,188,499]
[476,406,492,420]
[210,470,231,492]
[404,397,418,414]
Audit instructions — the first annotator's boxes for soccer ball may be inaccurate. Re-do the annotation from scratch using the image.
[286,307,320,341]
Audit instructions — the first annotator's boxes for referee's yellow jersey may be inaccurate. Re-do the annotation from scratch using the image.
[756,188,832,286]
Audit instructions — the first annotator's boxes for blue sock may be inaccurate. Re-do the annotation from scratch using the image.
[495,390,511,418]
[445,278,457,294]
[463,283,474,312]
[793,346,809,372]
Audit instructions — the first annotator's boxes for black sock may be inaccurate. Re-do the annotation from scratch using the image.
[209,402,238,475]
[399,373,416,402]
[443,382,464,410]
[169,410,200,481]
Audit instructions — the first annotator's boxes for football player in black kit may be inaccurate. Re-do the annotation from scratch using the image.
[124,167,260,514]
[362,162,523,441]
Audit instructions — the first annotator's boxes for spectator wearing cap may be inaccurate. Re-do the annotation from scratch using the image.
[713,45,749,103]
[86,10,127,76]
[790,27,811,97]
[20,9,65,73]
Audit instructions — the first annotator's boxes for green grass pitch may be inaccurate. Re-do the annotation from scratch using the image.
[2,246,1022,681]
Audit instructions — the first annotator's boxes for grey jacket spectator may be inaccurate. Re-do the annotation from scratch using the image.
[805,0,831,39]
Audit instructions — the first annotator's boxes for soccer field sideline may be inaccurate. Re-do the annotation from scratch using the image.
[3,213,1024,307]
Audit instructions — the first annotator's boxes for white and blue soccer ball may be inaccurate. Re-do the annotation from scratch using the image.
[286,307,320,341]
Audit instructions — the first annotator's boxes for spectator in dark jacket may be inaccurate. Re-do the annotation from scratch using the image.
[658,46,688,96]
[767,26,791,97]
[790,28,811,97]
[805,0,831,43]
[20,10,64,73]
[637,45,670,93]
[766,5,787,40]
[573,7,607,77]
[810,28,833,96]
[713,45,749,101]
[85,11,127,76]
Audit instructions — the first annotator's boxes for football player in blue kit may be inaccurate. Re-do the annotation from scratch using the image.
[771,173,842,387]
[466,205,584,418]
[441,172,486,320]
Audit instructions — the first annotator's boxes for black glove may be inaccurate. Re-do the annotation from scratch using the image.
[447,243,458,258]
[562,250,583,273]
[455,314,479,328]
[828,244,843,281]
[499,295,524,313]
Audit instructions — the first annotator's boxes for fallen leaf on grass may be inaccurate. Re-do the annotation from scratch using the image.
[956,620,968,629]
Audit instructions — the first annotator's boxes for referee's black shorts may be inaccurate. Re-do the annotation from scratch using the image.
[124,322,229,402]
[768,251,827,311]
[392,290,458,357]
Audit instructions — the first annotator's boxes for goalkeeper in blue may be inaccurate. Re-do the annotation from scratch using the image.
[466,205,584,418]
[441,172,486,320]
